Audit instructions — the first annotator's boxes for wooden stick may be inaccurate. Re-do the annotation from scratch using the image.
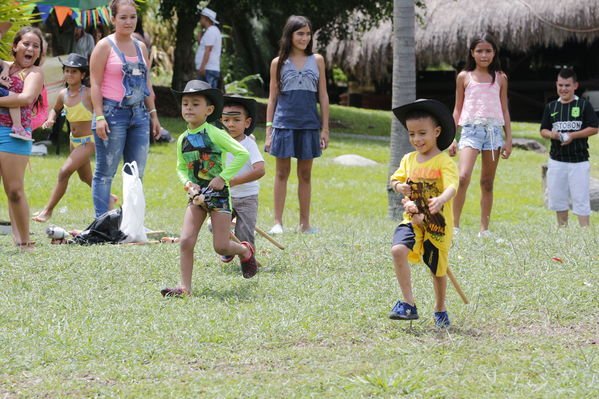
[228,231,241,243]
[230,221,285,250]
[122,240,161,246]
[145,230,166,236]
[447,267,468,304]
[254,226,285,250]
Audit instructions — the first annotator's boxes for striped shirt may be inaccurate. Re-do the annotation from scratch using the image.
[540,97,598,163]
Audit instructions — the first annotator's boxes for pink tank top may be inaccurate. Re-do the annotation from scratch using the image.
[31,86,48,130]
[100,43,144,102]
[458,72,504,126]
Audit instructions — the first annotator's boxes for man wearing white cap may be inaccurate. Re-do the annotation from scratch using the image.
[195,7,222,89]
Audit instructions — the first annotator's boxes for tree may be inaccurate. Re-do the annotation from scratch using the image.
[159,0,204,90]
[159,0,391,90]
[0,1,39,60]
[387,0,416,219]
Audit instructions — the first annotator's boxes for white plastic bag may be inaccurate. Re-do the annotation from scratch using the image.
[119,161,147,243]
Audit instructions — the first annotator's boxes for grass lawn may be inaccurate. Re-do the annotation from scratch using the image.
[0,111,597,397]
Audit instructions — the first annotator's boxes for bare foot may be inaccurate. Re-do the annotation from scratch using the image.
[17,241,36,252]
[109,194,119,210]
[32,209,52,223]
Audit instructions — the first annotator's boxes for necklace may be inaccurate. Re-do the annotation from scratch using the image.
[67,86,83,97]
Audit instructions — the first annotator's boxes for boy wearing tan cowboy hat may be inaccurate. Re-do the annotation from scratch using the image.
[161,80,258,298]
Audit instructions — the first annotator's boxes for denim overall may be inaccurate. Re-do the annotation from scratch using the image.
[92,37,151,217]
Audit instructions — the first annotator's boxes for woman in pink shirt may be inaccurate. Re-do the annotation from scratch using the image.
[449,33,512,237]
[89,0,161,217]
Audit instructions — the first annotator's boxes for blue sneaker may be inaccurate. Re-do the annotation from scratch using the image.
[434,311,451,328]
[389,301,419,320]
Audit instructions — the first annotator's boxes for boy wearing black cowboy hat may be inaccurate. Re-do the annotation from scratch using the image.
[388,99,458,328]
[161,81,258,298]
[219,95,265,260]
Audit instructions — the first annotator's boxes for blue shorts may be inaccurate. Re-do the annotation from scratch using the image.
[392,223,445,276]
[267,128,321,160]
[459,124,504,151]
[0,125,32,155]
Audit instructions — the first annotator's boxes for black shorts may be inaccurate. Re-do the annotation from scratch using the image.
[392,223,444,276]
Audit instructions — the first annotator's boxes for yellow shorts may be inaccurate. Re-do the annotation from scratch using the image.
[70,134,94,148]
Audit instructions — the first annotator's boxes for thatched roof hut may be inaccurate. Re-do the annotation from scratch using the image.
[324,0,599,85]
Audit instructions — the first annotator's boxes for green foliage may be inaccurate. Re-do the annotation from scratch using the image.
[224,73,263,96]
[332,65,348,86]
[0,1,39,60]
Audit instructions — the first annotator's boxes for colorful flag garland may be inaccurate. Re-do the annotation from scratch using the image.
[36,5,112,28]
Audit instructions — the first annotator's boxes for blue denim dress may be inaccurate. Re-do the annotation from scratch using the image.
[92,38,151,217]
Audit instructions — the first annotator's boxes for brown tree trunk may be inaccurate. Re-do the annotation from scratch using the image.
[171,9,197,91]
[388,0,416,220]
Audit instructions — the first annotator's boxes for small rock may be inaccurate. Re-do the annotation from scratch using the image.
[333,154,379,166]
[513,138,546,153]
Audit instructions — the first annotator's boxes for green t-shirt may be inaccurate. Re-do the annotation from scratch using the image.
[176,122,249,186]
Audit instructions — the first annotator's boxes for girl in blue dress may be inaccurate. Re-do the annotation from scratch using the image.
[264,15,330,234]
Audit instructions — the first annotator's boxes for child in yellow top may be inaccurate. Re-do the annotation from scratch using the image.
[389,99,458,328]
[33,53,109,222]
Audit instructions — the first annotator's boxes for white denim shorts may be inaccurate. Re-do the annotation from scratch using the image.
[459,124,504,151]
[546,158,591,216]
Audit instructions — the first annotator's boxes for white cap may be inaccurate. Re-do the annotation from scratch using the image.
[201,8,219,25]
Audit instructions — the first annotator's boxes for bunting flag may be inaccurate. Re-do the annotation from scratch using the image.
[72,8,81,27]
[37,4,54,23]
[36,4,112,29]
[54,6,73,27]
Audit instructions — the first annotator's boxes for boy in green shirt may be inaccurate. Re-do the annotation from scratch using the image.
[161,80,257,297]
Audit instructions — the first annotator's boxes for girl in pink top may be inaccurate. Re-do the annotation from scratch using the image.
[449,34,512,237]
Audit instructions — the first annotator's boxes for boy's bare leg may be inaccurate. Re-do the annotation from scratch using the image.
[432,274,448,312]
[391,244,415,306]
[453,147,479,229]
[577,214,590,227]
[479,149,501,232]
[273,157,291,226]
[210,211,251,258]
[556,211,568,227]
[179,205,207,292]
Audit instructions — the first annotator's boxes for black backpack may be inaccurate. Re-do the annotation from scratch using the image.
[72,208,127,245]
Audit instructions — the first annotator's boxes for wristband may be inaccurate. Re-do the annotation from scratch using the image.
[149,109,157,114]
[95,115,105,121]
[266,122,273,127]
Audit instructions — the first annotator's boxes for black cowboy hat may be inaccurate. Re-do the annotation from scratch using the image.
[392,99,456,151]
[171,80,223,122]
[222,94,257,135]
[59,53,88,68]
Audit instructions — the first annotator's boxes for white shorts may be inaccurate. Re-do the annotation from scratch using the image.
[546,158,591,216]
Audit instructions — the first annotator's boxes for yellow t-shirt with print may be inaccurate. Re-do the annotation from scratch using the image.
[390,151,458,274]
